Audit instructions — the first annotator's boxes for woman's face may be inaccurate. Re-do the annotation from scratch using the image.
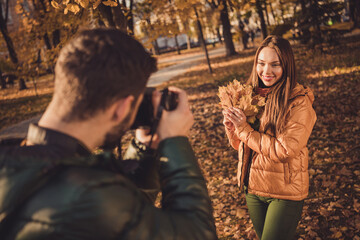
[256,47,283,87]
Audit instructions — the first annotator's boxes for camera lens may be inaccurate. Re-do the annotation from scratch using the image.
[160,88,178,111]
[130,87,178,130]
[130,88,155,129]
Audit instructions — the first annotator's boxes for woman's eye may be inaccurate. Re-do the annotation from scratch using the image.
[258,62,265,66]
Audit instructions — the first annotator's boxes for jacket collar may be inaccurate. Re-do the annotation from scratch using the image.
[289,83,315,104]
[27,123,91,157]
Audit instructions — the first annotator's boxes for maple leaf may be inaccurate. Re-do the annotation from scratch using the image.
[66,3,80,14]
[51,1,60,9]
[218,79,266,124]
[102,0,118,7]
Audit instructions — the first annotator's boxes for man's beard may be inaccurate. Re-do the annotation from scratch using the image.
[100,110,133,150]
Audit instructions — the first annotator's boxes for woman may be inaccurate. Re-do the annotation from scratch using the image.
[223,35,316,239]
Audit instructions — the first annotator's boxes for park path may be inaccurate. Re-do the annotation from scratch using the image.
[147,45,228,86]
[0,45,231,140]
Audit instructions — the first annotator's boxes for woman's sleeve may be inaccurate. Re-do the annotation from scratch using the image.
[225,127,240,150]
[234,97,316,163]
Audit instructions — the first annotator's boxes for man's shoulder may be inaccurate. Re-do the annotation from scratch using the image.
[43,166,144,212]
[60,165,137,192]
[0,143,69,161]
[13,166,145,239]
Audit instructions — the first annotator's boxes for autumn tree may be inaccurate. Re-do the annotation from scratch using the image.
[15,0,83,75]
[349,0,360,29]
[51,0,131,32]
[296,0,345,47]
[255,0,268,39]
[175,0,213,73]
[234,0,269,39]
[194,6,213,73]
[206,0,237,56]
[121,0,134,35]
[0,0,18,64]
[134,0,170,53]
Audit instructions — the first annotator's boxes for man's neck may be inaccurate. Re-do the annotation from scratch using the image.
[37,107,106,151]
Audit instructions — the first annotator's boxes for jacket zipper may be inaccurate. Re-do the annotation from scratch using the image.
[244,150,253,188]
[240,142,245,189]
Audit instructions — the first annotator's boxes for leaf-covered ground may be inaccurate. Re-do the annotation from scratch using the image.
[159,35,360,239]
[0,35,359,239]
[0,75,54,131]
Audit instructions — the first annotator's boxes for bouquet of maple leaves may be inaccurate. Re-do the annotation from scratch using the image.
[218,79,266,124]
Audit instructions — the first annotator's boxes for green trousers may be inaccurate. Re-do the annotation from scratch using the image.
[245,192,304,240]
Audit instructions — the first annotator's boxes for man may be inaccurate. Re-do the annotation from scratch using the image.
[0,28,217,239]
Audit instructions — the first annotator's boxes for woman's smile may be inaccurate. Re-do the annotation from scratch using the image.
[262,75,276,81]
[256,47,283,87]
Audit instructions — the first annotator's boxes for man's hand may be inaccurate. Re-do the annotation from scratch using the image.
[157,87,194,140]
[134,89,161,149]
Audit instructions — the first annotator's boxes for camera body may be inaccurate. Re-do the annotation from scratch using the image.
[130,87,178,129]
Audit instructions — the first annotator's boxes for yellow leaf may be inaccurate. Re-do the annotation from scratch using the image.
[67,3,81,14]
[78,0,89,8]
[64,7,68,14]
[102,0,117,7]
[63,0,70,5]
[51,0,60,9]
[333,232,342,238]
[93,0,101,9]
[218,79,266,124]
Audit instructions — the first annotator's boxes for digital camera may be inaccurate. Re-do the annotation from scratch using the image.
[130,87,178,129]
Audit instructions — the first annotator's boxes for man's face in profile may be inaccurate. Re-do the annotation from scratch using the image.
[101,94,144,149]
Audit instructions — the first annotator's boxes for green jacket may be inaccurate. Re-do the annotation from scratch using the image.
[0,125,217,239]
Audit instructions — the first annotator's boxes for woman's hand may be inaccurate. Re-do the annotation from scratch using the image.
[135,128,159,149]
[223,107,247,129]
[222,110,235,131]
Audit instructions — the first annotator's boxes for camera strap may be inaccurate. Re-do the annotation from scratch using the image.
[148,101,165,148]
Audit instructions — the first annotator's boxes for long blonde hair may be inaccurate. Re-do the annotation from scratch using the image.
[247,35,296,135]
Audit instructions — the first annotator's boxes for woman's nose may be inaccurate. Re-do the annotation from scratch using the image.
[264,64,271,74]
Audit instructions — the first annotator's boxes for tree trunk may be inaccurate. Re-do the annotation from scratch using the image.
[194,7,212,74]
[264,0,271,26]
[52,29,60,47]
[44,33,52,50]
[238,16,248,50]
[279,0,286,23]
[98,4,116,28]
[216,27,223,43]
[299,0,311,43]
[0,70,6,89]
[270,1,278,25]
[19,78,27,90]
[111,5,127,32]
[127,0,134,35]
[256,0,268,39]
[187,35,191,49]
[311,0,323,45]
[174,34,181,55]
[0,3,18,64]
[196,25,204,48]
[349,0,360,29]
[220,0,236,56]
[152,40,160,55]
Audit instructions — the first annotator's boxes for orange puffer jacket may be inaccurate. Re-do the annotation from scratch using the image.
[225,83,317,201]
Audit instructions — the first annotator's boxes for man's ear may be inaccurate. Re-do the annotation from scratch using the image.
[112,95,134,123]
